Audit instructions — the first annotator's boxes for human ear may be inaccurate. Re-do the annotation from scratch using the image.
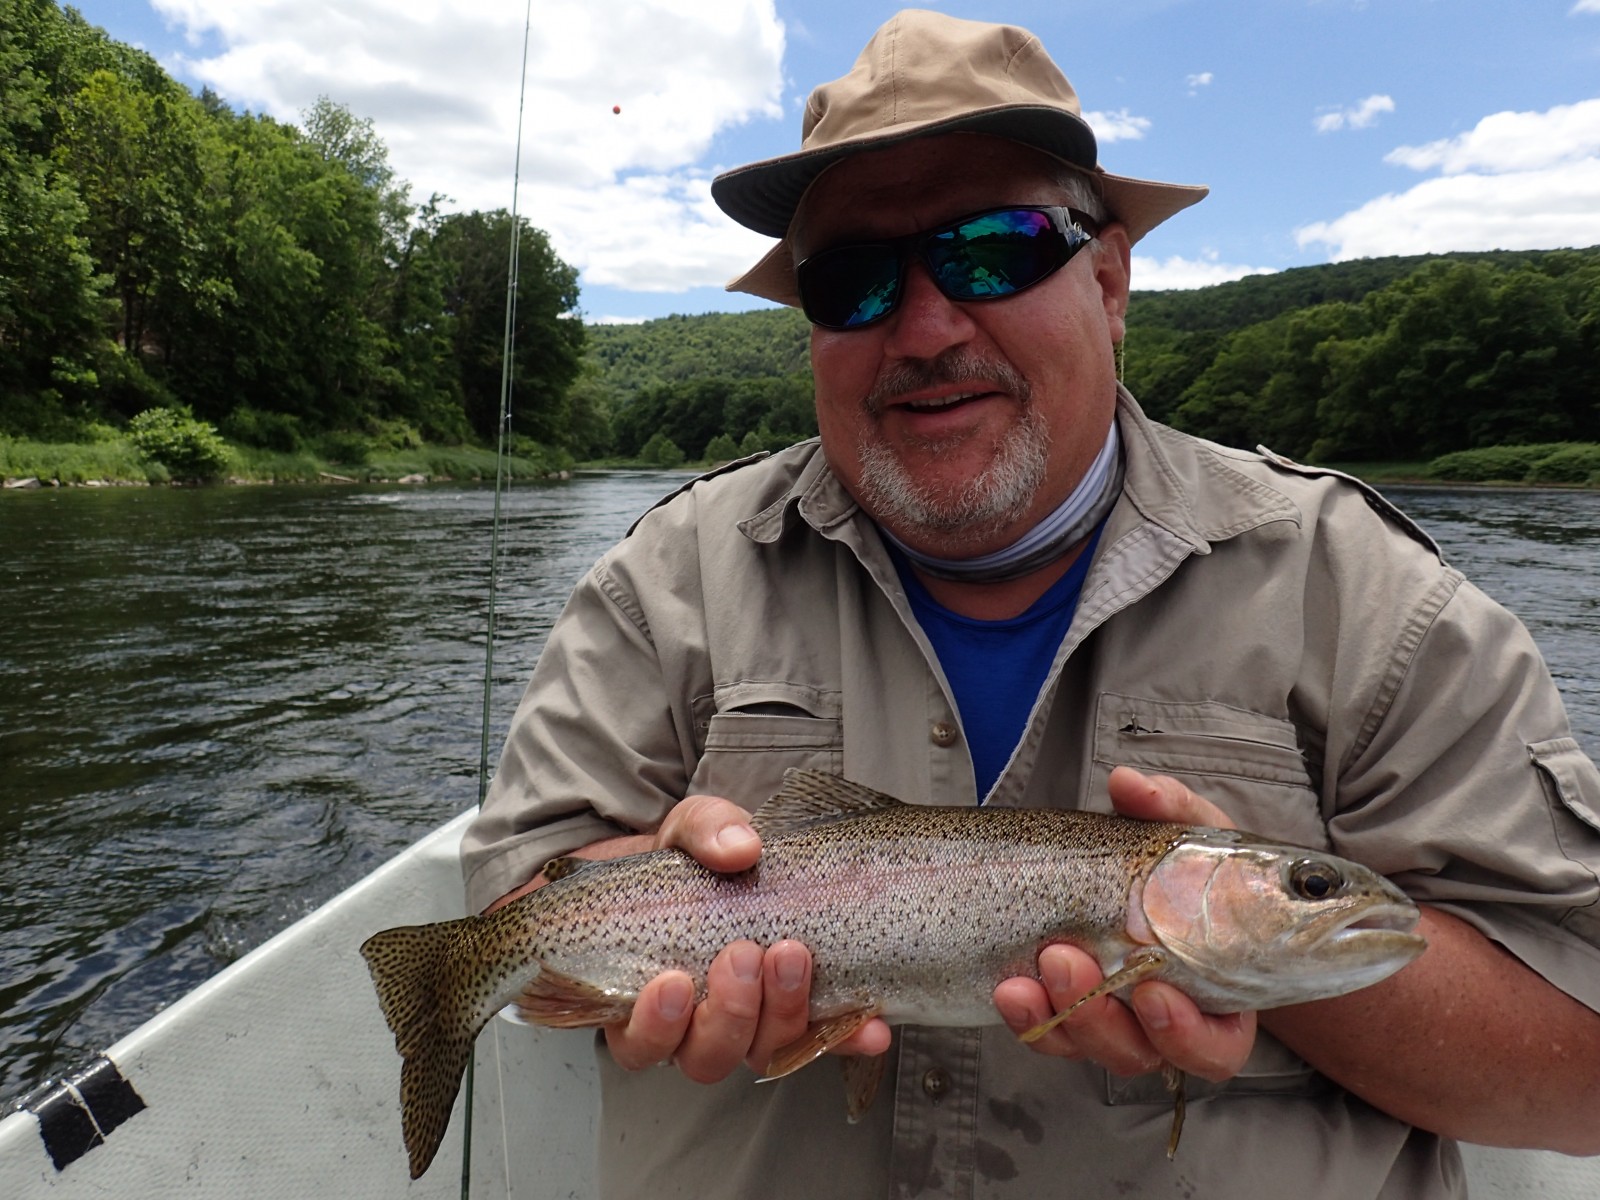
[1092,223,1133,342]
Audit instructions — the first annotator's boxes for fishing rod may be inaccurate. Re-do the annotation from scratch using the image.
[467,0,536,1194]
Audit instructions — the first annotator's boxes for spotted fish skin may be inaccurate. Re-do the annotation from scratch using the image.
[360,769,1424,1178]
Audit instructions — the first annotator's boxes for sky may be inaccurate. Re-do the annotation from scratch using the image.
[63,0,1600,324]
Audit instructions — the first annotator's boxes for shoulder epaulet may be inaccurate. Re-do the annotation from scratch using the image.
[1255,446,1442,559]
[626,451,771,536]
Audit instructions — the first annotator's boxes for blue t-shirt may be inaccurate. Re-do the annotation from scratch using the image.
[894,523,1104,802]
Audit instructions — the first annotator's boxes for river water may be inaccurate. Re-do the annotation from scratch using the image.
[2,476,1598,1106]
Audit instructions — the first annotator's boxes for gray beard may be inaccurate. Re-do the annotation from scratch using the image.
[854,353,1051,550]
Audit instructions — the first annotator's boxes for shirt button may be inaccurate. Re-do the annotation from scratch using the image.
[931,720,958,747]
[922,1068,949,1100]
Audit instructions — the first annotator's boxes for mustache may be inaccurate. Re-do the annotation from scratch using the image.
[863,351,1031,416]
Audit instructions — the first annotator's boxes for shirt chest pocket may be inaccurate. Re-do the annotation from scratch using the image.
[688,681,843,810]
[1088,692,1327,850]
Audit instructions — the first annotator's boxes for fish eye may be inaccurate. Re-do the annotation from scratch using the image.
[1289,859,1341,900]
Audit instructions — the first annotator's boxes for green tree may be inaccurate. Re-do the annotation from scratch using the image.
[561,360,618,458]
[377,195,469,442]
[703,432,739,462]
[1169,303,1362,459]
[52,68,212,402]
[639,430,685,467]
[0,0,103,424]
[127,405,231,479]
[429,210,585,445]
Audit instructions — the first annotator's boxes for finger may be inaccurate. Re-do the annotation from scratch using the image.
[994,976,1083,1059]
[672,941,765,1084]
[1130,982,1257,1083]
[1038,944,1163,1077]
[745,940,813,1073]
[832,1018,892,1058]
[604,971,695,1071]
[656,793,762,872]
[1107,766,1235,830]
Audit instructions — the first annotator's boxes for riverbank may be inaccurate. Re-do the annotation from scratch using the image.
[0,436,574,490]
[4,437,1599,492]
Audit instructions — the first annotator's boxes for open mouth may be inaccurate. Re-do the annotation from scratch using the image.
[900,390,989,413]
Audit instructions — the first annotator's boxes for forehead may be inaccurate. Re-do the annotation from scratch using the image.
[792,134,1069,254]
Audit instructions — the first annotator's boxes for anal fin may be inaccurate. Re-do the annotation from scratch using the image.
[763,1006,880,1079]
[841,1051,889,1123]
[516,965,636,1028]
[1163,1062,1187,1159]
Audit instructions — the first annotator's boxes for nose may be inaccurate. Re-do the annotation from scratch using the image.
[879,259,977,361]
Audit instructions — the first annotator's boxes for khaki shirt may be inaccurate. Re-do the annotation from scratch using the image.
[463,389,1600,1199]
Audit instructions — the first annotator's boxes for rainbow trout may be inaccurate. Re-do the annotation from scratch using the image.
[361,769,1425,1178]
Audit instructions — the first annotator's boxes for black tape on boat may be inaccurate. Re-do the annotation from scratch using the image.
[22,1056,147,1171]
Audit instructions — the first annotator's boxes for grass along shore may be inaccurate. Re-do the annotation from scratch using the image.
[0,434,572,489]
[5,432,1600,492]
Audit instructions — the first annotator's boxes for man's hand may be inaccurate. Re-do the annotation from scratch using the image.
[993,766,1258,1082]
[591,794,891,1082]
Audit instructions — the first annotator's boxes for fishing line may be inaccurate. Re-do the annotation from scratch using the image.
[466,0,536,1195]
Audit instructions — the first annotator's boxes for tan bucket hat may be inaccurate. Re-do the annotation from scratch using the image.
[712,9,1208,307]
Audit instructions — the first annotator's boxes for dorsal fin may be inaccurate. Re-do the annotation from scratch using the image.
[750,769,907,838]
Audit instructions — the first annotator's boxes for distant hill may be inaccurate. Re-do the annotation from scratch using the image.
[582,246,1600,466]
[1124,248,1589,334]
[586,309,811,397]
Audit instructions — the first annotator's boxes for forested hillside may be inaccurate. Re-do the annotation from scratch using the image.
[0,0,586,465]
[580,309,816,462]
[1122,248,1600,461]
[585,247,1600,468]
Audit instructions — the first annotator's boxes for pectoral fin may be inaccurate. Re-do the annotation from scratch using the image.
[763,1006,881,1079]
[1017,946,1170,1044]
[516,965,636,1028]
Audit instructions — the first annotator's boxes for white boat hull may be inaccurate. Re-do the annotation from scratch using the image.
[2,813,1594,1197]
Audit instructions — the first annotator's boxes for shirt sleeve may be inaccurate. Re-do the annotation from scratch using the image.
[1329,575,1600,1011]
[459,553,697,913]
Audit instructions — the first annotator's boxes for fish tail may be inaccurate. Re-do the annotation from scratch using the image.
[360,917,491,1179]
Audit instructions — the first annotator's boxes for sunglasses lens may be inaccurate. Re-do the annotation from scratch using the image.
[796,209,1088,331]
[927,210,1067,300]
[798,245,901,330]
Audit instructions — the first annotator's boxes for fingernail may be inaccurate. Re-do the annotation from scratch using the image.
[775,948,806,991]
[731,943,761,983]
[1135,989,1172,1032]
[716,824,759,854]
[659,976,692,1022]
[1040,952,1074,997]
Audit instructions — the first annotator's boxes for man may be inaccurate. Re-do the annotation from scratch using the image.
[463,10,1600,1197]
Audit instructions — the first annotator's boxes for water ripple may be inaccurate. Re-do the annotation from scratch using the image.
[0,474,1595,1104]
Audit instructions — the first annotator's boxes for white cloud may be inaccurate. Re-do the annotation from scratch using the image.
[1130,254,1276,291]
[1384,97,1600,173]
[527,171,771,295]
[150,0,785,292]
[1299,99,1600,259]
[1572,0,1600,14]
[1186,72,1213,94]
[1084,108,1152,143]
[1295,158,1600,259]
[1314,94,1395,133]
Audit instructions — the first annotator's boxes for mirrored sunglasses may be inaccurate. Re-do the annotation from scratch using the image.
[795,206,1099,332]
